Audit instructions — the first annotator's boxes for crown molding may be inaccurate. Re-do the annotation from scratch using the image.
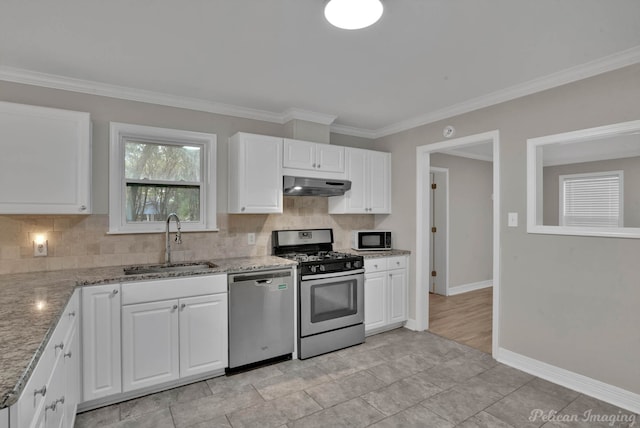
[329,123,378,139]
[2,45,640,141]
[371,45,640,139]
[282,108,337,126]
[0,66,301,125]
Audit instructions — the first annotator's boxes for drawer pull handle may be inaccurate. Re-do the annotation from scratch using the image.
[45,402,57,412]
[112,289,119,295]
[68,310,76,317]
[181,303,186,310]
[54,342,64,351]
[34,386,47,398]
[374,264,378,268]
[56,396,65,405]
[172,304,178,311]
[64,351,72,359]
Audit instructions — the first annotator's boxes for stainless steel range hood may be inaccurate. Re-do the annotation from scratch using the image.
[283,175,351,196]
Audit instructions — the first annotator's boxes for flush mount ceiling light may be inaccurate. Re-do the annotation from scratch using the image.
[324,0,383,30]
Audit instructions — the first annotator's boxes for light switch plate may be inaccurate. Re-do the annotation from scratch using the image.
[247,233,256,245]
[508,212,518,227]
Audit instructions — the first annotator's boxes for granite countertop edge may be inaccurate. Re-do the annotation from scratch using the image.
[0,255,297,409]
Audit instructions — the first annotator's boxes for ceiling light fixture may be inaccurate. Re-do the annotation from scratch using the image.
[324,0,383,30]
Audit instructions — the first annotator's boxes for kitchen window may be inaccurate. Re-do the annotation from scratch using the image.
[109,122,217,234]
[559,171,623,228]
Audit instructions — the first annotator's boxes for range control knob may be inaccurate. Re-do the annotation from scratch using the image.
[310,265,318,273]
[345,261,352,269]
[319,265,326,272]
[354,260,362,269]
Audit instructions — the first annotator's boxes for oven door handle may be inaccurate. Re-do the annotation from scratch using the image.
[301,269,365,281]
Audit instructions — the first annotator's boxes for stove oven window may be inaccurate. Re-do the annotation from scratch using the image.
[310,279,357,323]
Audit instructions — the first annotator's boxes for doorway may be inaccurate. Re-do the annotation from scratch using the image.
[429,168,448,295]
[415,131,500,355]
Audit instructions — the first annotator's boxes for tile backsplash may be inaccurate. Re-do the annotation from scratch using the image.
[0,197,374,274]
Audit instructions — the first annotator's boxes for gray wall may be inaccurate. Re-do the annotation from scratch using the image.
[543,156,640,227]
[373,63,640,394]
[431,153,493,288]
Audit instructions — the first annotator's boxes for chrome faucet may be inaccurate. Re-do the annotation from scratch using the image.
[165,213,182,264]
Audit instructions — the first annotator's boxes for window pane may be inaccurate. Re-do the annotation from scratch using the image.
[125,140,201,181]
[125,183,200,222]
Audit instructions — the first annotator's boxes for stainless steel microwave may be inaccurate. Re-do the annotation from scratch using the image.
[352,230,392,251]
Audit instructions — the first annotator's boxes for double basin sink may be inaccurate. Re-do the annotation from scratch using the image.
[123,261,218,276]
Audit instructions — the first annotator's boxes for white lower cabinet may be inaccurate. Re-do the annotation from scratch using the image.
[122,300,180,392]
[179,294,228,377]
[12,291,80,428]
[364,256,408,334]
[81,284,122,402]
[121,274,228,393]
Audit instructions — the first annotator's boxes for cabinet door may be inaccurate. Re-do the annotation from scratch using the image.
[368,151,391,214]
[283,139,316,170]
[0,101,91,214]
[316,144,345,173]
[345,148,368,212]
[63,325,80,428]
[82,284,121,401]
[229,133,282,213]
[122,300,180,392]
[43,354,65,428]
[388,269,408,324]
[364,273,387,332]
[179,294,228,377]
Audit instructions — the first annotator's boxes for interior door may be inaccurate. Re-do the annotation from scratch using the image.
[430,170,448,295]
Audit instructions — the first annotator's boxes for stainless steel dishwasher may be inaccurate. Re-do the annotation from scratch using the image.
[228,268,294,370]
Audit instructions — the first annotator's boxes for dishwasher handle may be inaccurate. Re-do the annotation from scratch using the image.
[255,279,273,286]
[229,269,292,284]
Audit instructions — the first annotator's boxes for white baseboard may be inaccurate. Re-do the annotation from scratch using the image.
[404,318,418,331]
[497,347,640,414]
[447,279,493,296]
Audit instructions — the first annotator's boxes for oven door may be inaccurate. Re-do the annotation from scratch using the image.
[300,270,364,337]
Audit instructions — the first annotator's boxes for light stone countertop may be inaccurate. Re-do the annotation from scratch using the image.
[0,256,296,409]
[338,248,412,259]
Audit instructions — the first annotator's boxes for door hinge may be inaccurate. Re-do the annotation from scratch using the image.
[431,227,437,233]
[431,183,437,190]
[431,270,437,277]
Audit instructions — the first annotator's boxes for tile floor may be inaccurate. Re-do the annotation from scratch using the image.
[74,329,637,428]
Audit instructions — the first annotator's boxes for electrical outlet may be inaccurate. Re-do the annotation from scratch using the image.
[247,233,256,245]
[34,236,48,257]
[508,212,518,227]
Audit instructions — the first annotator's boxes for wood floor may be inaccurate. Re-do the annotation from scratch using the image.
[428,287,493,354]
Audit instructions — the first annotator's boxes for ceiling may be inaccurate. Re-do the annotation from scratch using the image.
[1,0,640,138]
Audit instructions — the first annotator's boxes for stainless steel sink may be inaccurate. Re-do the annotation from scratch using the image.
[123,261,218,275]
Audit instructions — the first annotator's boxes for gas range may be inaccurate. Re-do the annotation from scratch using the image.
[278,251,363,276]
[272,228,366,359]
[272,229,364,277]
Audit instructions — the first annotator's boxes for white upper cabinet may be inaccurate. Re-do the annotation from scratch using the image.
[0,101,91,214]
[228,132,283,213]
[329,147,391,214]
[283,138,345,174]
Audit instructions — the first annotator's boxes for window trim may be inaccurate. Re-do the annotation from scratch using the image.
[109,122,217,234]
[558,170,624,228]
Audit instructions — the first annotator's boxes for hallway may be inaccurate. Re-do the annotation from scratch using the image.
[429,287,492,354]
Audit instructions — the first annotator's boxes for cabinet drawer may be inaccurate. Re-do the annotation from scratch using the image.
[122,274,227,305]
[386,256,407,270]
[364,258,388,273]
[17,290,78,427]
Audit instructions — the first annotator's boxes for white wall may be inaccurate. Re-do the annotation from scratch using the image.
[373,63,640,395]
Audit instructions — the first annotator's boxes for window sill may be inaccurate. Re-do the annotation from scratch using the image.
[106,228,220,235]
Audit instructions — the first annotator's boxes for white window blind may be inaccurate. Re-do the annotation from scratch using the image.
[560,171,623,227]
